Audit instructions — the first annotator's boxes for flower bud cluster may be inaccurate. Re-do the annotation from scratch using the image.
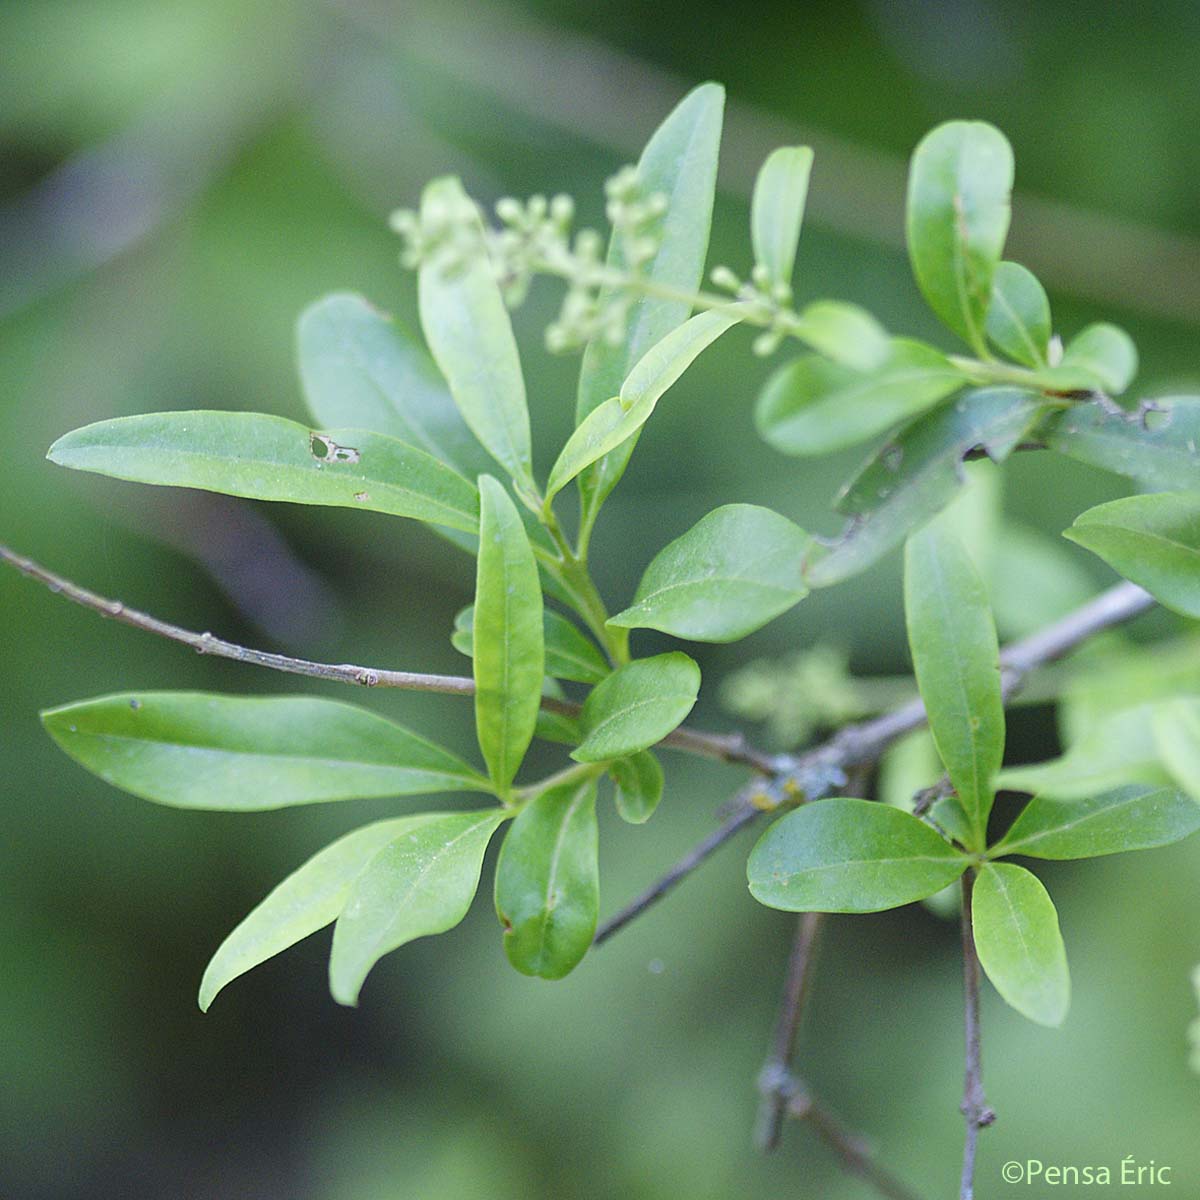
[709,263,797,356]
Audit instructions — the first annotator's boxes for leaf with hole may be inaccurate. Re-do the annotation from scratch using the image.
[972,863,1070,1027]
[418,178,533,492]
[747,798,969,913]
[297,292,490,477]
[575,83,724,515]
[41,693,489,809]
[1065,491,1200,619]
[473,476,544,793]
[808,387,1044,587]
[609,504,810,643]
[494,777,599,979]
[756,339,964,458]
[198,816,434,1011]
[1038,396,1200,489]
[573,652,700,762]
[328,808,507,1005]
[906,121,1013,350]
[47,412,481,532]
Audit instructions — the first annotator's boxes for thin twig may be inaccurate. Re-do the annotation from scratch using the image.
[754,911,825,1151]
[958,870,995,1200]
[594,580,1154,943]
[0,543,771,772]
[782,1083,926,1200]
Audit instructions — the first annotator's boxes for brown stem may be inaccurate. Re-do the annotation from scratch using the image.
[0,542,771,772]
[594,579,1154,943]
[958,869,995,1200]
[754,911,825,1151]
[787,1088,926,1200]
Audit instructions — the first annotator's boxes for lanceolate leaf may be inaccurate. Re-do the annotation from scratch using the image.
[199,816,429,1011]
[297,292,489,477]
[573,652,700,762]
[494,778,599,979]
[608,504,810,643]
[996,704,1171,799]
[972,863,1070,1027]
[985,262,1051,367]
[747,798,969,913]
[610,750,665,824]
[47,412,480,532]
[904,520,1004,850]
[41,693,489,810]
[329,809,507,1006]
[808,387,1043,588]
[548,309,743,503]
[418,177,534,492]
[1065,491,1200,619]
[990,783,1200,861]
[756,339,964,458]
[575,83,724,515]
[751,146,813,289]
[452,605,609,684]
[906,121,1013,351]
[1038,396,1200,489]
[474,477,544,793]
[1152,697,1200,802]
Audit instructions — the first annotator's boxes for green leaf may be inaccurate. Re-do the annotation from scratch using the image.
[747,798,969,913]
[417,178,533,492]
[906,121,1013,350]
[329,809,506,1005]
[494,777,599,979]
[535,680,584,746]
[972,863,1070,1027]
[1044,323,1138,394]
[548,308,743,503]
[198,816,428,1011]
[474,476,544,793]
[750,146,813,289]
[990,783,1200,861]
[809,387,1043,588]
[1152,697,1200,802]
[573,652,700,762]
[1038,396,1200,489]
[610,751,665,824]
[40,693,489,810]
[904,519,1004,849]
[985,262,1051,367]
[47,412,481,532]
[452,605,608,684]
[575,83,724,515]
[996,704,1171,799]
[297,292,489,477]
[788,301,891,372]
[608,504,810,643]
[756,339,964,457]
[990,521,1098,639]
[1065,491,1200,618]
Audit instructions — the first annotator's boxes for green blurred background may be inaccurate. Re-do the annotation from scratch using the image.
[3,2,1199,1196]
